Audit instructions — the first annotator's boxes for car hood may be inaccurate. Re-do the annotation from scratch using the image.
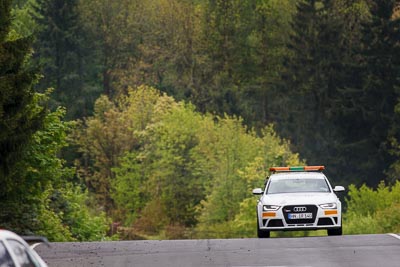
[261,192,338,206]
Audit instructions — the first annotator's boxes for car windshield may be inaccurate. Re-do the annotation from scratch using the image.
[267,178,330,194]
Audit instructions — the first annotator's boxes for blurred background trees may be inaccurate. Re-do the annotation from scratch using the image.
[2,0,400,239]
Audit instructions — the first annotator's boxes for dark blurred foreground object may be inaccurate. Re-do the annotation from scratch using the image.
[0,229,49,267]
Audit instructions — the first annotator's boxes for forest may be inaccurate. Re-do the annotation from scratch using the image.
[1,0,400,240]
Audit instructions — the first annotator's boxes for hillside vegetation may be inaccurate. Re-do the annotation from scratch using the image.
[1,0,400,240]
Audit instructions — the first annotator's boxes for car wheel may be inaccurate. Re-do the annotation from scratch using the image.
[327,227,342,236]
[257,217,270,238]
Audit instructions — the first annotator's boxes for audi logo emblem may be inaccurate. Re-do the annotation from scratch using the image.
[293,207,307,212]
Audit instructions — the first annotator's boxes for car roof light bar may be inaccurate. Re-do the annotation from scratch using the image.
[304,166,325,171]
[269,167,290,172]
[269,166,325,172]
[289,166,304,171]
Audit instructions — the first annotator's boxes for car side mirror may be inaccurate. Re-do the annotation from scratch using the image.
[252,188,263,195]
[333,186,345,192]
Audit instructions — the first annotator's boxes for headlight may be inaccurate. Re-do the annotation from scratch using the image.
[319,203,337,209]
[263,205,280,211]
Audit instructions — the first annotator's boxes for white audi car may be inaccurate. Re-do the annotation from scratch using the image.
[252,166,345,238]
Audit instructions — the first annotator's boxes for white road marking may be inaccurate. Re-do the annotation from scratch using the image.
[388,233,400,240]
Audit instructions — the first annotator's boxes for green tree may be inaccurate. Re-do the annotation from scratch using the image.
[138,0,201,103]
[0,100,67,234]
[142,103,205,228]
[344,181,400,234]
[10,0,38,38]
[112,152,147,225]
[335,0,400,186]
[78,0,143,98]
[76,85,302,238]
[274,0,340,177]
[195,117,260,226]
[273,0,388,187]
[24,106,109,241]
[238,0,296,127]
[73,86,170,216]
[108,87,187,233]
[33,0,92,119]
[195,125,301,238]
[73,95,135,214]
[0,0,46,192]
[194,0,256,115]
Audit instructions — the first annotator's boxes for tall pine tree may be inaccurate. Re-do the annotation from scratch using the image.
[277,0,400,186]
[33,0,89,119]
[347,0,400,185]
[0,0,45,185]
[276,0,345,180]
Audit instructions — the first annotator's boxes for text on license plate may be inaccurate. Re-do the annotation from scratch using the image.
[288,213,312,219]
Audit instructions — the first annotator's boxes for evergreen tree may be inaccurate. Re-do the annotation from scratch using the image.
[278,0,400,186]
[0,0,46,184]
[33,0,88,119]
[78,0,142,99]
[243,0,296,127]
[194,0,255,115]
[350,0,400,185]
[275,0,346,182]
[277,0,320,152]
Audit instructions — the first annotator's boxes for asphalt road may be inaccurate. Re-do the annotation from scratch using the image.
[35,234,400,267]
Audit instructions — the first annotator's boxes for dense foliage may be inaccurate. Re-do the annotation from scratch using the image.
[0,0,45,184]
[72,86,301,237]
[1,0,400,240]
[344,181,400,234]
[0,0,109,241]
[29,0,400,188]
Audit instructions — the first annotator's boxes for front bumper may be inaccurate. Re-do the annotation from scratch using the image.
[258,204,341,231]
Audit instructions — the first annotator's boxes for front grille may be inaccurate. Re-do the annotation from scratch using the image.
[317,218,334,226]
[267,219,284,227]
[282,205,317,224]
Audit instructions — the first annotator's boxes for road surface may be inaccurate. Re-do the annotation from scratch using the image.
[35,234,400,267]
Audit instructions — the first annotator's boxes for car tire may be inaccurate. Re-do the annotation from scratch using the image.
[327,227,342,236]
[257,217,270,238]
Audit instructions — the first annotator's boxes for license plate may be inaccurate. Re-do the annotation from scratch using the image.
[288,213,312,219]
